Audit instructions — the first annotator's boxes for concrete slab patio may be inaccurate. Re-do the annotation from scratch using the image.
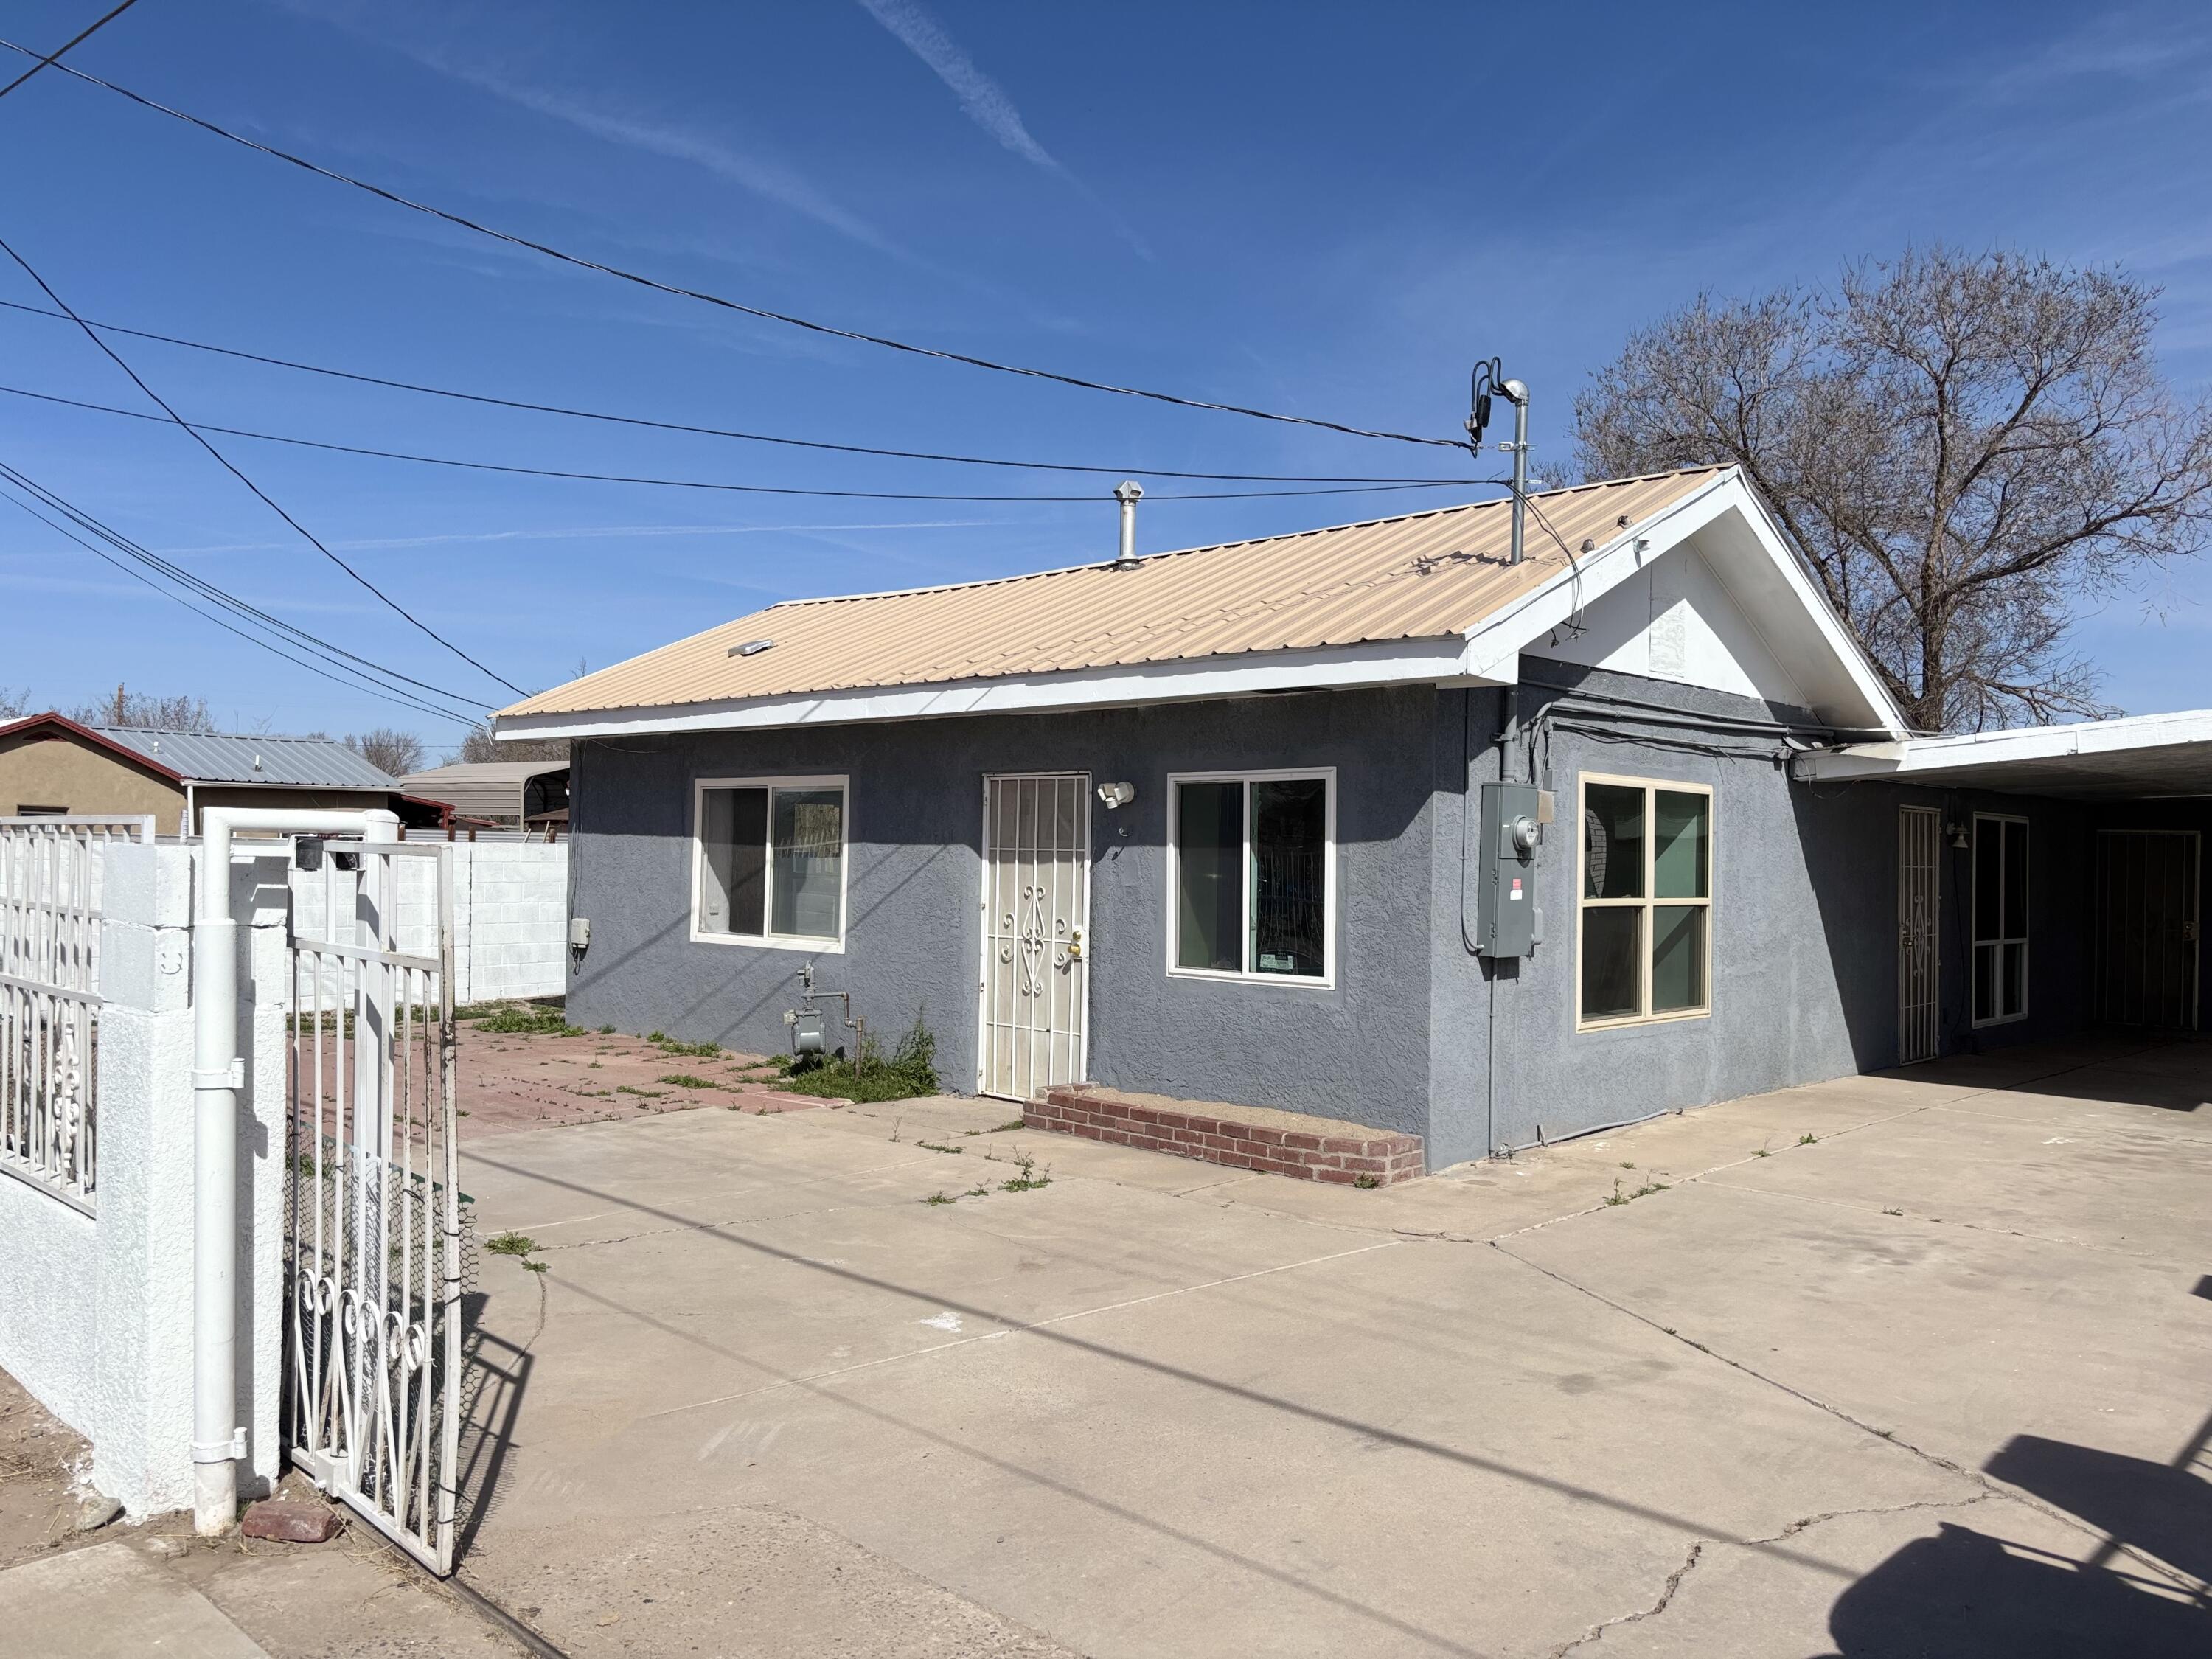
[431,1032,2212,1657]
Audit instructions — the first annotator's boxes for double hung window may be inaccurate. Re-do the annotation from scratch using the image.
[693,776,847,948]
[1168,770,1334,984]
[1578,774,1713,1027]
[1972,813,2029,1025]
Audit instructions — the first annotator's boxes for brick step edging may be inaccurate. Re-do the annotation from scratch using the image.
[1029,1086,1423,1186]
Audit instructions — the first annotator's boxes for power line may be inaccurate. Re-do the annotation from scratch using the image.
[0,0,140,101]
[0,40,1472,453]
[0,381,1492,505]
[0,232,529,697]
[0,299,1481,487]
[1,484,481,728]
[0,458,493,720]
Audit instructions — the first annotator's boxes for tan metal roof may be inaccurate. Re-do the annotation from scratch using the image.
[501,467,1728,720]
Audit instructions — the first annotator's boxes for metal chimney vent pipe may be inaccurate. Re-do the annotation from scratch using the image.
[1112,480,1143,568]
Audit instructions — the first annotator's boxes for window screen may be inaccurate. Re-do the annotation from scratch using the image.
[1579,778,1712,1025]
[1173,774,1330,980]
[698,781,844,944]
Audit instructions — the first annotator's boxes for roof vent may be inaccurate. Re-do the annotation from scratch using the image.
[729,639,774,658]
[1111,480,1143,570]
[251,753,263,771]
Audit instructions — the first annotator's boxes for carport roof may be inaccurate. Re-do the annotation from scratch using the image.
[1795,708,2212,800]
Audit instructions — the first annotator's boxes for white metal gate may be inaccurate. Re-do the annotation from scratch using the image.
[1897,806,1941,1064]
[284,841,462,1573]
[0,816,150,1211]
[978,774,1091,1101]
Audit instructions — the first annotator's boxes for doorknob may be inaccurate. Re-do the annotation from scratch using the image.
[1067,925,1085,960]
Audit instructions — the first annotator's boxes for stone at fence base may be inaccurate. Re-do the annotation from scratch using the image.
[73,1491,124,1532]
[240,1498,341,1543]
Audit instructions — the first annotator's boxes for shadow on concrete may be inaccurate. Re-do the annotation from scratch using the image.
[1823,1522,2209,1658]
[1985,1422,2212,1586]
[453,1290,534,1564]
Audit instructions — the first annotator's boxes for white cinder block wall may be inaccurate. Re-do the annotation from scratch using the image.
[289,840,569,1005]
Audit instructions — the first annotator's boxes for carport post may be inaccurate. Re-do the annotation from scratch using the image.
[192,806,398,1536]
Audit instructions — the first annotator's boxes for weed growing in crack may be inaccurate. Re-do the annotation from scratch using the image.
[1619,1161,1636,1169]
[658,1074,719,1089]
[922,1192,955,1206]
[999,1151,1051,1193]
[1882,1206,1904,1217]
[1798,1133,1818,1146]
[1352,1174,1381,1190]
[616,1085,664,1098]
[917,1141,963,1155]
[486,1231,549,1275]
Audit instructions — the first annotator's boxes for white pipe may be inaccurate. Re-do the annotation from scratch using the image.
[192,806,398,1536]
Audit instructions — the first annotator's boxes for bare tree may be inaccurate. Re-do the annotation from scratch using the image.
[448,723,568,765]
[344,728,427,778]
[1573,247,2212,731]
[0,687,29,723]
[68,684,216,732]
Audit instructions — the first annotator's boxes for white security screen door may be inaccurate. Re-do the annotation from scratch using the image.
[1897,806,1941,1063]
[978,775,1091,1100]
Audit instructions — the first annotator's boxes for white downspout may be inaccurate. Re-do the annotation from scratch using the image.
[192,805,398,1536]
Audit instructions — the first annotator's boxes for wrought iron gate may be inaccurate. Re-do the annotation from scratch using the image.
[978,774,1091,1100]
[1897,806,1941,1064]
[283,840,463,1573]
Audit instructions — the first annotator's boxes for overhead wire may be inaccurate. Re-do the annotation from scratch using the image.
[0,40,1472,453]
[0,232,529,697]
[0,299,1480,487]
[0,380,1495,504]
[0,0,139,101]
[0,457,493,721]
[1,484,481,728]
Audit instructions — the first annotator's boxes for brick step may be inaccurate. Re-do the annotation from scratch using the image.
[1029,1085,1424,1186]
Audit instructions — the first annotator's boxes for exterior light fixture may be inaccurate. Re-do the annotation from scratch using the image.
[1096,782,1135,810]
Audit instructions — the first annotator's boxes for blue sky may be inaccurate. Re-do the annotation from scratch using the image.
[3,0,2210,747]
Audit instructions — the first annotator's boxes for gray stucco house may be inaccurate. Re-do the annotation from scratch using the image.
[498,465,2211,1171]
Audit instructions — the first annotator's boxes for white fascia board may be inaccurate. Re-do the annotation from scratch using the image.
[1798,707,2212,782]
[495,636,1498,742]
[1459,470,1908,736]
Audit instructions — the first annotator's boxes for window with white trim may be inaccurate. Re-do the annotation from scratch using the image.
[1578,774,1713,1027]
[1167,770,1334,983]
[693,776,847,948]
[1972,813,2028,1026]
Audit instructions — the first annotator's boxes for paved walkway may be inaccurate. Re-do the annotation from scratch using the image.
[445,1034,2212,1657]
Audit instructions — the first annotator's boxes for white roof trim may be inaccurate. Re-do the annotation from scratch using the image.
[1798,707,2212,782]
[497,467,1909,742]
[496,636,1500,742]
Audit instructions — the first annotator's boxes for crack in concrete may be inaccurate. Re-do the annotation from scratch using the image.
[1546,1540,1704,1658]
[1747,1489,2000,1546]
[1489,1242,2211,1598]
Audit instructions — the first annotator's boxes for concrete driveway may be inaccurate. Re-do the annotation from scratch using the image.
[451,1036,2212,1658]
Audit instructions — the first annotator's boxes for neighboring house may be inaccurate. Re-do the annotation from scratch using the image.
[0,714,438,835]
[494,466,2212,1169]
[398,760,570,830]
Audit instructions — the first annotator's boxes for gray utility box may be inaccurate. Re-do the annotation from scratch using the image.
[1475,782,1554,958]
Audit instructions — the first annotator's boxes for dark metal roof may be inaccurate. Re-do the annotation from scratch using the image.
[86,726,400,787]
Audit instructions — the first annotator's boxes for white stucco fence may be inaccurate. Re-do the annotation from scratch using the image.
[289,838,568,1006]
[0,842,288,1517]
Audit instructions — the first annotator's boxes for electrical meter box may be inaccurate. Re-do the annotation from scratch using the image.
[1475,782,1553,958]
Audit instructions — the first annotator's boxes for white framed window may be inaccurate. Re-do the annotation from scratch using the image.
[692,775,848,951]
[1576,772,1714,1029]
[1165,768,1335,987]
[1972,812,2028,1026]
